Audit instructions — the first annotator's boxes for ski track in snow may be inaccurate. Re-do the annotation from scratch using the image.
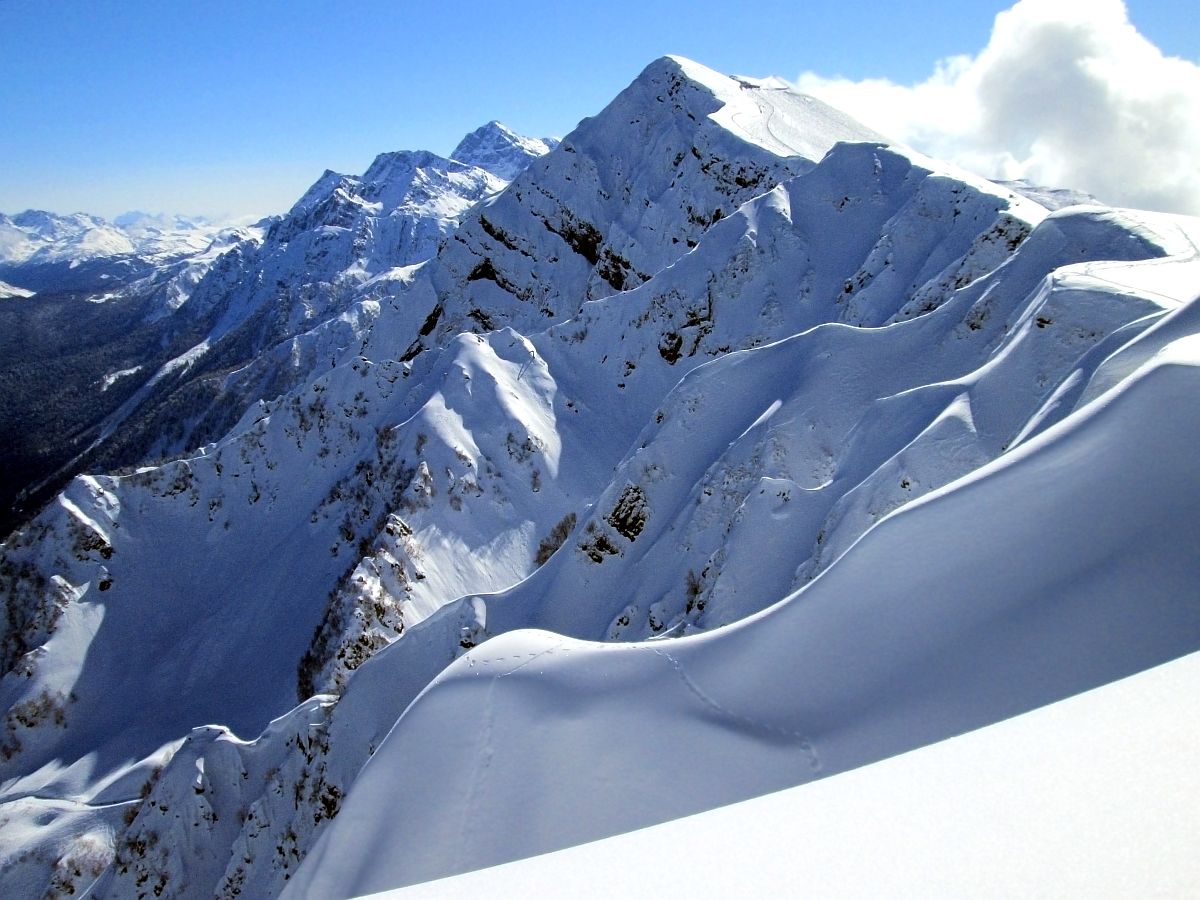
[644,642,821,769]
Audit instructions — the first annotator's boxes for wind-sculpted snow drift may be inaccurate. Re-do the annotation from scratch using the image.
[1,56,1199,898]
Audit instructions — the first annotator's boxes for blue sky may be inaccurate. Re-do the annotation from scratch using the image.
[1,0,1196,220]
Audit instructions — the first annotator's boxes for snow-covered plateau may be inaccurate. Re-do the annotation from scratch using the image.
[1,55,1198,898]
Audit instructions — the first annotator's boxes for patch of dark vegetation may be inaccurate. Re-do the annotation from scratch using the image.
[606,484,648,541]
[579,524,621,564]
[595,248,648,292]
[535,512,577,566]
[684,568,708,614]
[1,687,75,761]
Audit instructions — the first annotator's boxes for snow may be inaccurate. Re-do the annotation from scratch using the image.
[996,177,1104,211]
[0,279,34,299]
[2,54,1200,900]
[96,366,142,392]
[286,309,1200,895]
[668,56,886,159]
[0,208,221,268]
[371,650,1200,899]
[450,121,558,182]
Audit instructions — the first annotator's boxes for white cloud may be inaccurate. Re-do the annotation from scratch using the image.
[794,0,1200,216]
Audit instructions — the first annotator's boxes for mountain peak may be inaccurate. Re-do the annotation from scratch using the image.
[362,148,443,184]
[11,208,103,233]
[629,54,746,102]
[624,54,886,159]
[450,121,558,181]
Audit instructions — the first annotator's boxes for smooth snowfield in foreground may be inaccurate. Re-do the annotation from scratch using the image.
[382,649,1200,899]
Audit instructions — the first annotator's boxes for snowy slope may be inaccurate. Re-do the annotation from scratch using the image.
[385,649,1200,899]
[1,54,1199,900]
[0,279,34,299]
[288,293,1200,894]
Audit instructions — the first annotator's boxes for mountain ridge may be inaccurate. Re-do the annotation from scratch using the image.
[1,55,1198,899]
[0,122,553,538]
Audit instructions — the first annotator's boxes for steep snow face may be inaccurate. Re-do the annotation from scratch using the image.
[506,204,1184,641]
[450,121,559,182]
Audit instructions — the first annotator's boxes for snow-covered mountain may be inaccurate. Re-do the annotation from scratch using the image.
[451,121,559,181]
[67,123,556,468]
[1,55,1198,899]
[0,122,554,538]
[0,210,223,295]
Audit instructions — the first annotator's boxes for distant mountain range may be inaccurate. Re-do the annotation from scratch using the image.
[0,209,227,295]
[1,56,1198,899]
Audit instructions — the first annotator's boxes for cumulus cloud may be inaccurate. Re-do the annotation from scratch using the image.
[794,0,1200,215]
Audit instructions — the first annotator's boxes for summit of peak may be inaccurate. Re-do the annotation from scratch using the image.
[629,55,747,97]
[477,120,520,138]
[591,55,886,162]
[451,122,557,182]
[656,54,729,83]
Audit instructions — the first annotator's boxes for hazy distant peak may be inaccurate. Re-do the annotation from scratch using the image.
[995,179,1105,211]
[113,210,213,232]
